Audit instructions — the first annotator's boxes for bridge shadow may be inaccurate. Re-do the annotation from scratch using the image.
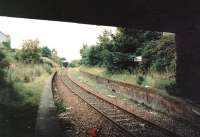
[0,81,38,137]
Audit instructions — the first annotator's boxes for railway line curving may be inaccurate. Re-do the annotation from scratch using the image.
[56,70,182,137]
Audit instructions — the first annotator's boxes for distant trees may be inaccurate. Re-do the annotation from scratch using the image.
[68,60,80,68]
[19,39,41,63]
[80,28,175,73]
[14,39,66,67]
[41,46,51,57]
[62,61,68,68]
[59,57,68,67]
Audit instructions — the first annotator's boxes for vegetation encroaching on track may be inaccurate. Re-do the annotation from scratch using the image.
[0,39,64,137]
[66,69,200,137]
[61,70,182,137]
[80,66,174,92]
[0,65,49,137]
[52,76,66,114]
[69,28,179,97]
[52,73,77,137]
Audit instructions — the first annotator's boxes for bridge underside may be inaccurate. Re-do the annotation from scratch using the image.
[1,0,200,100]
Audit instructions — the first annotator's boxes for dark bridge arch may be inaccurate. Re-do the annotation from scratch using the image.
[1,0,200,99]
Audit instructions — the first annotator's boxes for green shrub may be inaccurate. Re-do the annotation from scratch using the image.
[55,99,66,114]
[23,74,32,83]
[153,79,171,89]
[165,80,182,96]
[136,75,145,85]
[140,34,175,73]
[80,28,162,72]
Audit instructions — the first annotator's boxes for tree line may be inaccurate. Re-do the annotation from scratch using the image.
[0,39,66,87]
[79,28,176,74]
[14,39,67,66]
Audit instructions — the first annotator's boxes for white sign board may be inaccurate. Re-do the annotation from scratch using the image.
[134,56,142,62]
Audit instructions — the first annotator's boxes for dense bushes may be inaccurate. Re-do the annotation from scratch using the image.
[140,34,176,73]
[0,38,64,88]
[79,28,176,92]
[0,37,63,137]
[0,43,11,89]
[0,51,7,86]
[80,28,175,75]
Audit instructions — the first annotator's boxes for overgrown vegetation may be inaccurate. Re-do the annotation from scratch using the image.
[15,39,67,66]
[54,99,66,114]
[68,59,80,68]
[0,38,63,137]
[80,66,175,91]
[78,28,176,92]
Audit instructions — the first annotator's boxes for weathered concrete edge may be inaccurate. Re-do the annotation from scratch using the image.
[34,72,62,137]
[79,70,194,117]
[51,71,57,93]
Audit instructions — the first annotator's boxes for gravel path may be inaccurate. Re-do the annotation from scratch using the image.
[55,72,129,137]
[67,68,200,137]
[35,74,62,137]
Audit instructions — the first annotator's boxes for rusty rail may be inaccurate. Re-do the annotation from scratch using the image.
[58,70,181,137]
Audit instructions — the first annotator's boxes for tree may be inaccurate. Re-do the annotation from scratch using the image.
[0,48,10,87]
[41,46,51,57]
[140,34,175,72]
[97,30,112,49]
[2,41,11,48]
[51,48,62,64]
[79,28,163,72]
[59,57,68,67]
[20,39,41,63]
[62,61,68,67]
[80,44,90,65]
[101,28,161,71]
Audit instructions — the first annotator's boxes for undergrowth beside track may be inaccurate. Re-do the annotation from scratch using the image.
[0,64,50,137]
[79,66,175,93]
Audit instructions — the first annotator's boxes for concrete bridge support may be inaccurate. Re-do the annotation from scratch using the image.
[176,31,200,100]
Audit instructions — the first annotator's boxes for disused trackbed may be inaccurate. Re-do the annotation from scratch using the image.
[58,70,181,137]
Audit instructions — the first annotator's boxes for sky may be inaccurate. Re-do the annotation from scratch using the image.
[0,16,116,61]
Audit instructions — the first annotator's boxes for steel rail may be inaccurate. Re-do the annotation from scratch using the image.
[57,71,135,137]
[59,70,181,137]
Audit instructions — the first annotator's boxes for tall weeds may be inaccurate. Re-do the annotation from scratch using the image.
[80,66,175,91]
[7,63,52,83]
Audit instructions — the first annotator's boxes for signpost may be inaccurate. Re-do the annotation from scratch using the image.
[134,56,142,62]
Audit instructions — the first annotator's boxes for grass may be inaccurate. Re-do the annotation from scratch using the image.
[52,78,77,137]
[69,68,156,112]
[70,67,183,115]
[79,66,175,91]
[0,64,50,137]
[54,96,66,114]
[7,63,52,83]
[69,68,144,103]
[69,68,116,97]
[79,66,184,102]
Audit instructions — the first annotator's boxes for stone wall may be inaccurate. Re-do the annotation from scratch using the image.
[80,71,193,117]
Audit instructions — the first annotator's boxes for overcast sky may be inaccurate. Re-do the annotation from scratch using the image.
[0,16,116,61]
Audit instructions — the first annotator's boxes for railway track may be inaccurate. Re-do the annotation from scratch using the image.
[58,70,181,137]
